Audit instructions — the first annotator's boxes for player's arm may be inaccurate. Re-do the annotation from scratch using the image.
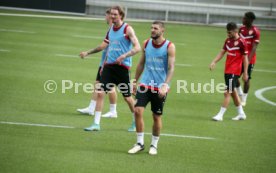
[79,41,108,59]
[242,54,249,82]
[159,43,176,97]
[248,28,260,62]
[134,41,147,81]
[209,49,226,71]
[116,26,141,64]
[133,40,147,95]
[248,42,258,62]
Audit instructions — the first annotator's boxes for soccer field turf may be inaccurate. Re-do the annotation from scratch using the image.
[0,10,276,173]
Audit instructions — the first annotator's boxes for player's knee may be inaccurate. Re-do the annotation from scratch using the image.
[152,114,162,123]
[134,107,143,117]
[97,92,105,99]
[224,91,230,97]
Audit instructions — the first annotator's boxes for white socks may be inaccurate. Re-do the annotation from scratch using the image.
[94,111,101,125]
[109,104,117,113]
[243,93,248,102]
[136,133,160,148]
[236,105,245,115]
[237,86,244,96]
[151,135,160,148]
[137,132,144,145]
[89,100,96,111]
[218,107,227,116]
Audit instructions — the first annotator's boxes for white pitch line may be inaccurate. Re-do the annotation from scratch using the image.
[0,13,103,21]
[55,54,98,59]
[144,132,215,140]
[0,121,75,129]
[175,63,192,67]
[254,69,276,73]
[0,49,10,52]
[0,28,36,34]
[175,42,186,46]
[55,54,78,58]
[255,86,276,106]
[72,35,103,39]
[0,121,215,140]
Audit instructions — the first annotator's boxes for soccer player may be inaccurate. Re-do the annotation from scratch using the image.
[236,11,260,106]
[81,6,141,131]
[128,21,175,155]
[77,8,118,118]
[209,22,248,121]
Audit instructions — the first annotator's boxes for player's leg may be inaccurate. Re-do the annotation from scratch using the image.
[148,91,166,155]
[102,87,118,118]
[241,64,254,106]
[77,67,102,115]
[212,74,233,121]
[128,87,149,154]
[231,76,246,120]
[149,114,162,155]
[236,65,244,97]
[84,66,113,131]
[115,65,136,131]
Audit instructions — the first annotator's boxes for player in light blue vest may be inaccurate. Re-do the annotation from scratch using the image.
[128,21,176,155]
[139,39,170,89]
[105,22,132,68]
[78,8,118,118]
[81,6,141,132]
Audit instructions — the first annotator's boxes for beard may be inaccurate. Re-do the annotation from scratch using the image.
[151,33,161,40]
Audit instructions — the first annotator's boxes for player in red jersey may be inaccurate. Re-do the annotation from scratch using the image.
[209,22,249,121]
[236,12,260,106]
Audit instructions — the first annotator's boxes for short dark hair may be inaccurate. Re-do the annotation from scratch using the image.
[152,21,165,29]
[244,11,256,21]
[226,22,238,31]
[106,8,111,15]
[111,6,125,20]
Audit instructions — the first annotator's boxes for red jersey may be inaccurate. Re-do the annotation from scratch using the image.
[223,37,248,75]
[239,25,260,64]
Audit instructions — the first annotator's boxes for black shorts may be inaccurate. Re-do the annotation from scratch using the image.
[135,86,167,115]
[224,74,240,92]
[99,64,131,97]
[241,64,254,79]
[96,66,102,81]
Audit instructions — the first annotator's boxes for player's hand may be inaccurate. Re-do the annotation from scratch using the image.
[79,51,88,59]
[209,62,216,71]
[243,73,248,82]
[158,83,168,98]
[115,55,126,65]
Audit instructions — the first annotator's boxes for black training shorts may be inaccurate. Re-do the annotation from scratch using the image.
[135,86,167,115]
[99,64,131,97]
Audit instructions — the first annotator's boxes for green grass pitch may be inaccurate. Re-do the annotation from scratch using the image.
[0,9,276,173]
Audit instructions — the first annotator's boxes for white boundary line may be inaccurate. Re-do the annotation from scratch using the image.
[55,54,98,59]
[0,121,75,129]
[175,63,192,67]
[0,6,85,16]
[72,35,103,39]
[254,69,276,73]
[0,13,103,21]
[0,49,10,52]
[0,121,215,140]
[0,28,36,34]
[255,86,276,106]
[144,132,215,140]
[175,42,186,46]
[55,54,78,58]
